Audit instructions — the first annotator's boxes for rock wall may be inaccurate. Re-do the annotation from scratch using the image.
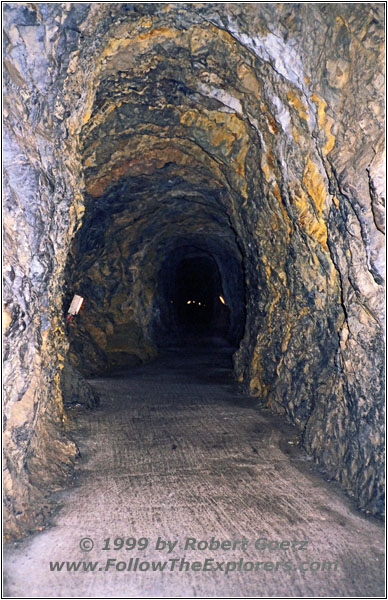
[3,3,385,537]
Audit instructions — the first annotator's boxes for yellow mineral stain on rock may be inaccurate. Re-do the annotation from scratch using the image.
[266,150,275,171]
[294,198,328,250]
[287,90,308,121]
[2,305,12,332]
[311,93,336,154]
[335,15,349,29]
[309,220,328,248]
[303,159,326,215]
[83,154,95,168]
[235,143,248,176]
[333,194,340,208]
[323,117,335,154]
[83,107,92,125]
[268,115,278,134]
[137,26,177,42]
[292,126,300,142]
[272,182,281,202]
[68,194,85,227]
[102,20,226,69]
[140,17,153,28]
[82,100,122,135]
[99,35,137,62]
[293,174,328,251]
[260,102,278,134]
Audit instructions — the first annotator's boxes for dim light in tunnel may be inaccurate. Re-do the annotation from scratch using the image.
[219,295,226,305]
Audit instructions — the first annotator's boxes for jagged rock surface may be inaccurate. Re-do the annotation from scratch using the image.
[3,2,385,538]
[60,362,100,409]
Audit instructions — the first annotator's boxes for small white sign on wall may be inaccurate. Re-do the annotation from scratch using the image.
[68,294,84,316]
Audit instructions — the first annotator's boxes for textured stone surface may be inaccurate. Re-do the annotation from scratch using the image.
[60,362,100,409]
[3,3,385,538]
[3,344,385,598]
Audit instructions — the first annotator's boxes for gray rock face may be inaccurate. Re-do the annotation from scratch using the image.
[60,362,99,409]
[3,3,385,538]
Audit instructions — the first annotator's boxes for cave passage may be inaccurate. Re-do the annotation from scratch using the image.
[3,339,385,598]
[3,7,385,592]
[153,246,245,344]
[172,256,222,331]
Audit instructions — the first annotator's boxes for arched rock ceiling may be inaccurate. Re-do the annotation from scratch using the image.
[71,10,335,320]
[77,18,268,270]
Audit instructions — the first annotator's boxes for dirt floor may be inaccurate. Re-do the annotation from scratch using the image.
[3,338,385,598]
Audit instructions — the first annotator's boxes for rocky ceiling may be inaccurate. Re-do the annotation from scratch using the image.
[3,3,385,538]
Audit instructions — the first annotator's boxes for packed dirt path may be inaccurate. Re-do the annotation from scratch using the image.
[4,339,385,598]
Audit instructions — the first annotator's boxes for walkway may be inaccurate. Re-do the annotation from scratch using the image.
[4,339,385,597]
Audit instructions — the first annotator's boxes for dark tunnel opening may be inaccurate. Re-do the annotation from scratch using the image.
[173,256,223,332]
[64,169,248,374]
[150,243,246,349]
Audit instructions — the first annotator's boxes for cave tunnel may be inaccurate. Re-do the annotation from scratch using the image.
[170,255,223,333]
[3,3,385,597]
[153,246,245,343]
